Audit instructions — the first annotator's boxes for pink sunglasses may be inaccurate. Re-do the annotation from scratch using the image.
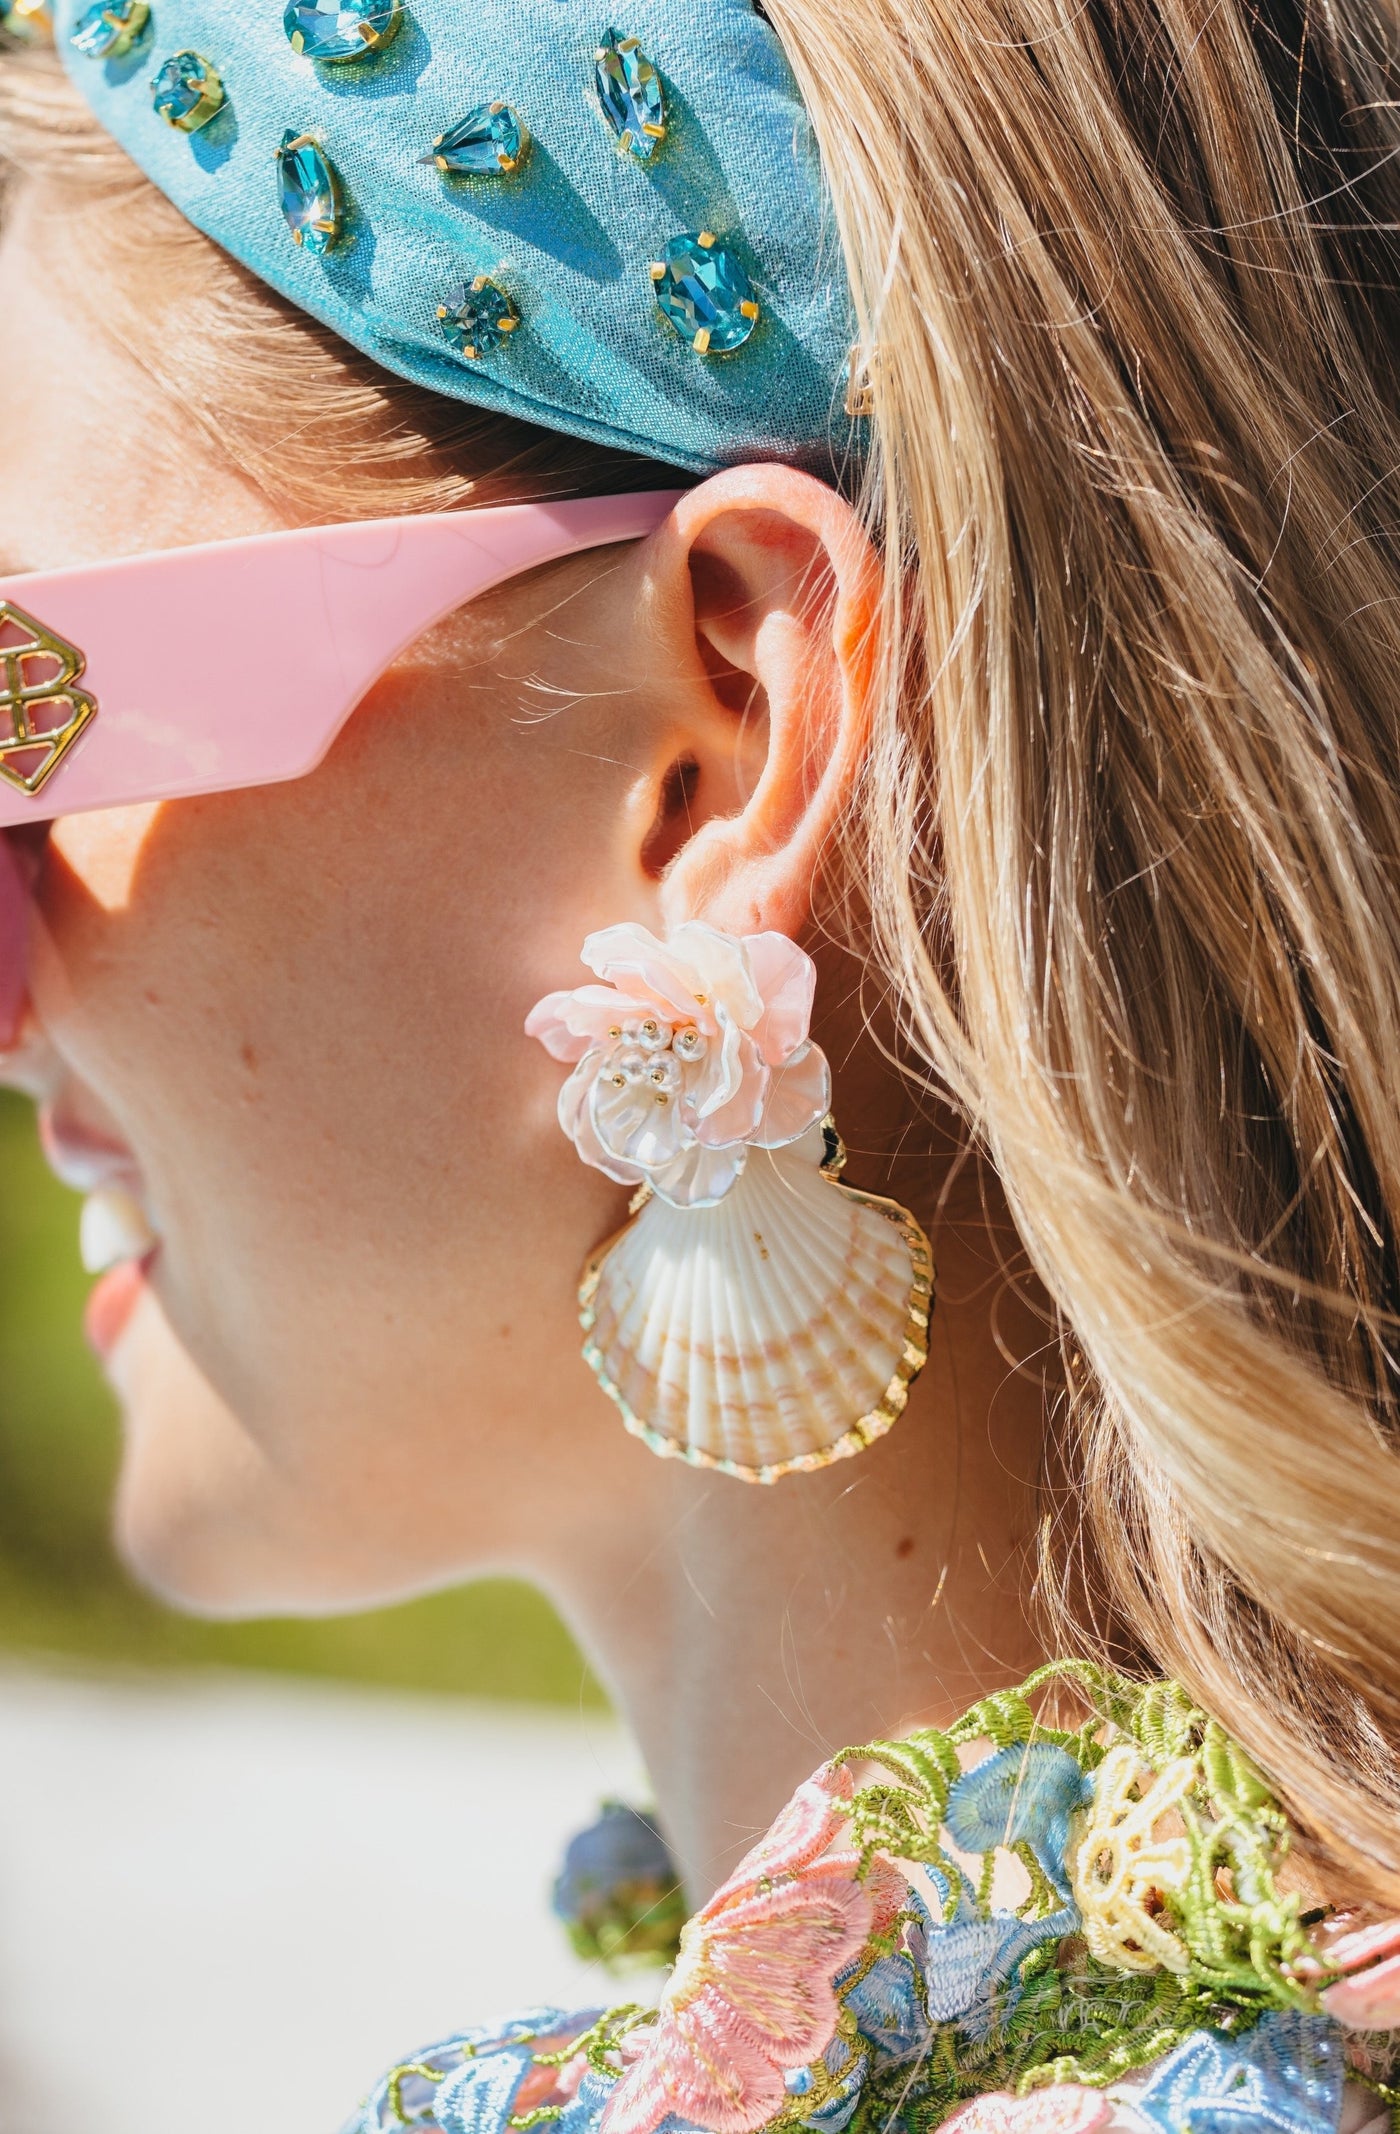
[0,490,678,1046]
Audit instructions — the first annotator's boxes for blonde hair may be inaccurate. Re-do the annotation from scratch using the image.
[6,0,1400,1895]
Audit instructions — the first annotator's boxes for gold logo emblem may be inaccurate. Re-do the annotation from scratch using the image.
[0,600,98,799]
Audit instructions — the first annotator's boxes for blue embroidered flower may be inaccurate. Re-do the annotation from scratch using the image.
[344,2010,606,2134]
[1132,2011,1346,2134]
[921,1905,1074,2042]
[436,2045,541,2134]
[844,1943,930,2063]
[785,2036,870,2134]
[786,1905,933,2133]
[559,2069,632,2134]
[944,1744,1094,1900]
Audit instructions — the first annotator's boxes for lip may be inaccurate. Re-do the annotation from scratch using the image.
[36,1098,163,1357]
[84,1249,157,1359]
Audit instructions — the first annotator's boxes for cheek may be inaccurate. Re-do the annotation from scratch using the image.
[23,667,644,1604]
[34,721,583,1277]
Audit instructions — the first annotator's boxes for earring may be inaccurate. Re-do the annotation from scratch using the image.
[525,922,933,1483]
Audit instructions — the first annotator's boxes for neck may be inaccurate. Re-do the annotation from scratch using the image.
[549,1156,1050,1901]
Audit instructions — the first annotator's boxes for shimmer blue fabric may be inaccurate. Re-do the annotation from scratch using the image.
[53,0,859,474]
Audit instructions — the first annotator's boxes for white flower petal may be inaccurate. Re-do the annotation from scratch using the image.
[582,923,711,1024]
[750,1042,832,1148]
[648,1141,748,1208]
[591,1069,689,1175]
[665,922,763,1028]
[560,1053,645,1186]
[744,934,818,1063]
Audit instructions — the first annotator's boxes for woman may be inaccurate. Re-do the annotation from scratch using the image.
[0,0,1398,2125]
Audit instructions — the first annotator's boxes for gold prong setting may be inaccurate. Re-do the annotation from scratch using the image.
[651,231,761,355]
[420,101,531,178]
[593,28,666,163]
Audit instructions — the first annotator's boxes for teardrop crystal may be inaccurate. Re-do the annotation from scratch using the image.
[282,0,400,61]
[593,29,665,163]
[276,130,345,255]
[425,102,530,176]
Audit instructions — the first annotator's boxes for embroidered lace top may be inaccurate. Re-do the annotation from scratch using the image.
[341,1667,1400,2134]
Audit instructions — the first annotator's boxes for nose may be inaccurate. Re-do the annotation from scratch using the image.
[0,832,29,1052]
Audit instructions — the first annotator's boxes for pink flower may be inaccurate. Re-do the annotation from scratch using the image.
[599,1764,905,2134]
[939,2088,1114,2133]
[525,923,831,1208]
[1306,1917,1400,2029]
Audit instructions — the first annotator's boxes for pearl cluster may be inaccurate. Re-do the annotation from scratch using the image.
[601,1015,709,1108]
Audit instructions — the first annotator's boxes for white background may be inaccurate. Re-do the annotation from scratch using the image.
[0,1661,643,2134]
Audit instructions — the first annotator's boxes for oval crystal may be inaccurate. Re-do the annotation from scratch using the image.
[436,276,520,360]
[282,0,400,61]
[276,130,345,255]
[69,0,148,59]
[150,50,225,132]
[425,102,530,177]
[593,29,665,163]
[651,234,759,355]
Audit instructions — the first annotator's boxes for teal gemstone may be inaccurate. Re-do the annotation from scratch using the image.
[651,234,759,355]
[277,130,345,255]
[436,275,520,360]
[283,0,400,61]
[424,102,530,176]
[150,50,225,132]
[594,29,665,163]
[69,0,147,58]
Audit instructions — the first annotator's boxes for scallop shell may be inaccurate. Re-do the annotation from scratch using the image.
[577,1120,933,1482]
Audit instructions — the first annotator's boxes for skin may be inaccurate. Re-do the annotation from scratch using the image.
[0,183,1047,1898]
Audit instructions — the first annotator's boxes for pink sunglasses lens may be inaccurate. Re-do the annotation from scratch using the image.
[0,835,29,1050]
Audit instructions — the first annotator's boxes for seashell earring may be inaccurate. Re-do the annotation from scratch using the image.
[525,922,933,1483]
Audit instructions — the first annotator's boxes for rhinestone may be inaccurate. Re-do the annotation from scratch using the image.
[150,50,225,132]
[650,233,760,355]
[282,0,400,61]
[276,130,345,255]
[436,275,520,360]
[69,0,147,59]
[0,0,53,45]
[593,29,665,163]
[422,102,530,177]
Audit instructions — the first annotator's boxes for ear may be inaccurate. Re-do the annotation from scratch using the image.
[635,464,880,938]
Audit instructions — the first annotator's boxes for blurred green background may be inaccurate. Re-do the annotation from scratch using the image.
[0,1087,602,1704]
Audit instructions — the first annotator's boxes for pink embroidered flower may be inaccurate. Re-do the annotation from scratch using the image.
[599,1763,905,2134]
[525,922,831,1208]
[938,2087,1115,2133]
[1306,1917,1400,2029]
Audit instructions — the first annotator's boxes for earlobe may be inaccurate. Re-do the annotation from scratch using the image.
[644,466,880,939]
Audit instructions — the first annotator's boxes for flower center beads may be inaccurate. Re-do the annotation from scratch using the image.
[600,1017,707,1107]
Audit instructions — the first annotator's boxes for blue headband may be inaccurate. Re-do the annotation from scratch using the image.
[49,0,860,476]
